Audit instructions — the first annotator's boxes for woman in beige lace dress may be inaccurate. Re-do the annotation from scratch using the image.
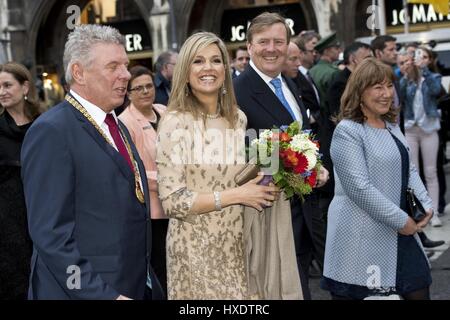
[156,32,279,300]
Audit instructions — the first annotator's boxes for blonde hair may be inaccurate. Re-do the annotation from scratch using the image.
[168,32,238,128]
[337,58,397,124]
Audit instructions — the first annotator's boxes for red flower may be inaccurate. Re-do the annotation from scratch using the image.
[306,170,317,187]
[293,153,308,174]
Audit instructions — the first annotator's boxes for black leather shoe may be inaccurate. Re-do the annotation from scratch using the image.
[418,232,445,248]
[422,238,445,248]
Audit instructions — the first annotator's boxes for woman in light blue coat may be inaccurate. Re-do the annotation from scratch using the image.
[321,58,434,300]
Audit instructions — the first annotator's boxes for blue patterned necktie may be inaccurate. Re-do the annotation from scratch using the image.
[270,78,296,120]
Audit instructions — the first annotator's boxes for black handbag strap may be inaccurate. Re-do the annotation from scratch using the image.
[388,130,410,212]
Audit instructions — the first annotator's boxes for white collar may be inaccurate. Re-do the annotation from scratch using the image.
[250,60,283,86]
[299,65,309,76]
[70,89,118,127]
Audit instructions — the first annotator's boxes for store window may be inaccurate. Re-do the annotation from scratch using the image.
[36,0,152,110]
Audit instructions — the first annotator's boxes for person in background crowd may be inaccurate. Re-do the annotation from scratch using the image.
[154,51,178,106]
[420,46,449,216]
[231,46,250,78]
[292,32,321,135]
[399,47,443,228]
[309,32,341,119]
[371,35,404,132]
[287,36,329,277]
[306,32,342,277]
[281,41,302,79]
[298,30,321,63]
[395,42,419,78]
[118,65,168,297]
[328,42,372,121]
[156,31,278,300]
[0,62,40,300]
[405,42,419,58]
[322,58,433,300]
[21,24,163,300]
[395,51,445,249]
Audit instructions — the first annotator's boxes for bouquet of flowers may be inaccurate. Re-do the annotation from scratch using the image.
[250,121,322,200]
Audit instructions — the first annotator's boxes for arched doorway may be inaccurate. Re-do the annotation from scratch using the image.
[32,0,152,109]
[185,0,318,54]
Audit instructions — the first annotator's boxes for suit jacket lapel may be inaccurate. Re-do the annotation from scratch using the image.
[297,73,316,95]
[247,66,294,125]
[69,102,135,182]
[284,75,311,129]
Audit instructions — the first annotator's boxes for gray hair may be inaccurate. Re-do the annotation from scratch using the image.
[63,24,125,84]
[154,51,177,73]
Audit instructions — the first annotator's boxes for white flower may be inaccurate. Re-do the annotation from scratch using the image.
[290,134,318,153]
[304,149,317,170]
[251,138,260,147]
[260,129,273,141]
[305,140,319,152]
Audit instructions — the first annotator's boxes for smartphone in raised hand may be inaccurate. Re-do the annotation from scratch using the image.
[414,48,424,67]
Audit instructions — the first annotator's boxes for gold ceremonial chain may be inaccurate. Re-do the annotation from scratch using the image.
[65,94,145,204]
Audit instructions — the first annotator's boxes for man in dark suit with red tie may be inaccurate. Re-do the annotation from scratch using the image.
[21,25,163,300]
[233,12,329,299]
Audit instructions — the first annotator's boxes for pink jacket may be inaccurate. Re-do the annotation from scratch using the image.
[119,104,167,219]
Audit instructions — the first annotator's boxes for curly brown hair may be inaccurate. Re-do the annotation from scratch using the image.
[336,58,398,124]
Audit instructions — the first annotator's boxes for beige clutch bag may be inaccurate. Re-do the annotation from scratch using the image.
[234,162,259,186]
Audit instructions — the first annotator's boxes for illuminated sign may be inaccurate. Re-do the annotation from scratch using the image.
[106,19,152,52]
[386,1,450,26]
[221,4,307,43]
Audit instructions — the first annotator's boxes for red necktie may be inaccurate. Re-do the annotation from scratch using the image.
[104,114,133,172]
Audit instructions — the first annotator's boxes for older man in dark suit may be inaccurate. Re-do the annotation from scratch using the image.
[21,25,163,300]
[233,12,328,299]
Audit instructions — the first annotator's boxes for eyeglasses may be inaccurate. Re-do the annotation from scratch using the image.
[129,83,154,93]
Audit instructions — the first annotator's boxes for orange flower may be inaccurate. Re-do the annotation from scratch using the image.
[281,149,298,167]
[279,132,292,143]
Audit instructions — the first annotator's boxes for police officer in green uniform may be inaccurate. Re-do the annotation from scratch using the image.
[309,32,341,118]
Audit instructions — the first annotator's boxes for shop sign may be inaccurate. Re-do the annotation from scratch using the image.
[221,3,307,43]
[106,19,152,52]
[386,1,450,26]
